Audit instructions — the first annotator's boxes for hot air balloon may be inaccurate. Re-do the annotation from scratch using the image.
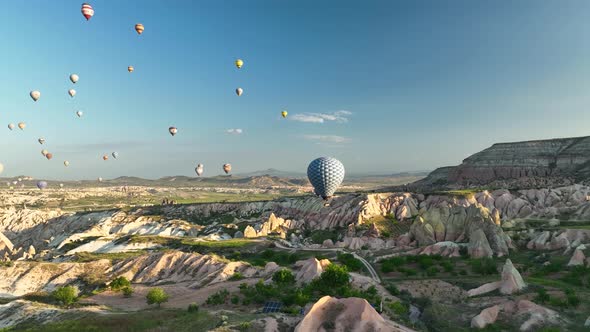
[307,157,345,200]
[17,178,21,182]
[30,91,40,102]
[128,66,134,73]
[76,111,83,117]
[7,124,14,130]
[68,89,76,97]
[0,163,3,175]
[17,122,26,130]
[38,138,45,145]
[235,59,243,69]
[135,23,144,34]
[12,181,17,185]
[235,88,243,96]
[195,164,204,176]
[281,111,288,118]
[169,127,177,136]
[81,3,94,20]
[112,152,118,159]
[70,74,79,84]
[223,163,232,174]
[59,183,64,188]
[46,153,53,160]
[98,177,103,182]
[64,161,69,167]
[41,149,48,157]
[102,155,108,161]
[37,181,47,190]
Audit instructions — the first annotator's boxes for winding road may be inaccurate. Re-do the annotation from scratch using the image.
[273,241,381,283]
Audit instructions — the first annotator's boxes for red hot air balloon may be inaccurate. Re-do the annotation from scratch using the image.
[46,153,53,160]
[102,155,108,161]
[81,3,94,21]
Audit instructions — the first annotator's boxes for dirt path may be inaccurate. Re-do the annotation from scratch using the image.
[83,279,259,311]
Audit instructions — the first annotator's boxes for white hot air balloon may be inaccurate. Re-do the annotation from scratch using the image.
[195,164,204,176]
[7,124,14,130]
[59,183,64,188]
[64,161,70,167]
[112,152,118,159]
[70,74,79,84]
[41,149,48,157]
[30,91,40,102]
[76,111,83,118]
[68,89,76,97]
[98,177,103,182]
[38,138,45,145]
[0,163,3,175]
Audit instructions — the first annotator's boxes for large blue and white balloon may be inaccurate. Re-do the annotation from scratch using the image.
[36,181,48,190]
[307,157,345,200]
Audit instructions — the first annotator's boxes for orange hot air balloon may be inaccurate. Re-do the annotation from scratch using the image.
[46,153,53,160]
[81,3,94,21]
[223,163,232,174]
[18,122,26,130]
[102,155,108,161]
[135,23,144,35]
[128,66,134,73]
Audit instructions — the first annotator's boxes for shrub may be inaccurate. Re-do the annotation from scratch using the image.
[146,287,169,308]
[315,264,350,289]
[388,301,409,316]
[440,261,454,273]
[535,287,550,304]
[122,286,134,298]
[470,258,497,275]
[273,269,295,284]
[52,286,78,307]
[381,257,405,273]
[426,266,440,277]
[231,295,240,305]
[206,289,229,305]
[564,289,580,307]
[385,283,400,296]
[337,252,363,272]
[110,276,131,292]
[229,272,244,281]
[238,322,252,331]
[188,303,199,313]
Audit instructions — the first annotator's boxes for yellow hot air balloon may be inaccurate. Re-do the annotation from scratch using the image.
[235,59,243,69]
[17,122,26,130]
[281,111,288,118]
[128,66,134,73]
[135,23,144,35]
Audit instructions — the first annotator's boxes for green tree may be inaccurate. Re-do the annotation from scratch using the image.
[272,269,295,284]
[122,286,134,298]
[316,264,350,290]
[146,287,169,308]
[110,276,131,292]
[52,286,78,307]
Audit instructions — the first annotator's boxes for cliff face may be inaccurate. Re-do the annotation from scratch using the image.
[416,136,590,189]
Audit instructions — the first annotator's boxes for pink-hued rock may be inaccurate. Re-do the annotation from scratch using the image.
[471,305,500,329]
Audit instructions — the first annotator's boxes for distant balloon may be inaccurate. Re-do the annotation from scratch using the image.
[17,122,25,130]
[195,164,204,176]
[30,91,40,102]
[235,88,243,96]
[64,161,69,167]
[68,89,76,97]
[36,181,47,190]
[70,74,79,84]
[102,155,108,161]
[307,157,345,200]
[46,153,53,160]
[223,163,232,174]
[112,152,118,159]
[128,66,134,73]
[81,3,94,21]
[135,23,144,34]
[17,178,22,182]
[38,138,45,145]
[169,127,177,136]
[281,110,288,118]
[235,59,243,69]
[76,111,83,117]
[12,181,17,185]
[0,163,3,175]
[98,177,103,182]
[59,183,64,188]
[41,149,48,157]
[7,124,15,130]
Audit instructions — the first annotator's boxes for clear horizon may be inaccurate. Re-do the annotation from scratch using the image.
[2,1,590,180]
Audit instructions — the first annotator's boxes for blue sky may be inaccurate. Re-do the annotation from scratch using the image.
[1,1,590,180]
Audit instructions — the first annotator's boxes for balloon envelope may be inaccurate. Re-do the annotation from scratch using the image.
[41,149,48,156]
[281,111,288,118]
[112,152,118,159]
[81,3,94,20]
[17,123,25,130]
[135,23,144,34]
[70,74,79,83]
[195,164,204,176]
[36,181,48,190]
[128,66,134,72]
[30,91,40,101]
[76,111,83,117]
[236,88,243,96]
[7,124,14,130]
[102,155,108,161]
[169,127,177,136]
[235,59,243,69]
[307,157,345,200]
[46,153,53,160]
[68,89,76,97]
[223,163,232,174]
[38,138,45,144]
[0,163,3,175]
[64,161,69,167]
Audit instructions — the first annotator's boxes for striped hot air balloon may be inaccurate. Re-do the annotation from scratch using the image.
[81,3,94,21]
[135,23,144,35]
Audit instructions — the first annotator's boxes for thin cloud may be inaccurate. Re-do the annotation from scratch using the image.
[226,128,243,135]
[303,135,351,143]
[291,110,352,124]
